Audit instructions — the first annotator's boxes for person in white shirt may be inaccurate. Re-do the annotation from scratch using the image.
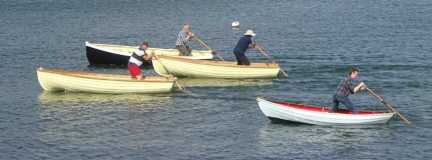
[128,41,153,80]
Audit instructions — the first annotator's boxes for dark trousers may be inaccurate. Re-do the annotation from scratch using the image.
[234,52,250,65]
[176,45,192,56]
[329,95,358,114]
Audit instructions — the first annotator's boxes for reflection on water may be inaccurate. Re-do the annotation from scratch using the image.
[36,91,174,158]
[257,121,394,159]
[38,91,172,106]
[258,122,392,144]
[177,78,274,88]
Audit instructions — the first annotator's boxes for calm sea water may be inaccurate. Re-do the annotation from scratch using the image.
[1,0,432,159]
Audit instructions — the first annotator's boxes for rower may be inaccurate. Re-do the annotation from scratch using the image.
[175,23,194,56]
[329,67,367,114]
[233,29,256,65]
[128,41,153,80]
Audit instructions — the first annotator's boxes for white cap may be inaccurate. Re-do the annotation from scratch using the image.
[231,21,240,27]
[244,29,256,36]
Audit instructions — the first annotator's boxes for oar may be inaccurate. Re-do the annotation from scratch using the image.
[365,87,412,126]
[191,33,225,61]
[152,54,184,91]
[152,55,202,97]
[164,75,201,97]
[172,77,184,91]
[255,44,289,78]
[159,74,184,91]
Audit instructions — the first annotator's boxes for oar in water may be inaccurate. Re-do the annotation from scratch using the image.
[161,74,185,91]
[152,54,184,90]
[365,87,412,126]
[255,44,289,78]
[152,54,202,97]
[173,78,185,91]
[191,33,225,61]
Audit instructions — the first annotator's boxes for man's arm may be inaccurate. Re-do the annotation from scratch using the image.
[186,32,194,40]
[354,82,366,93]
[143,51,154,61]
[249,37,256,48]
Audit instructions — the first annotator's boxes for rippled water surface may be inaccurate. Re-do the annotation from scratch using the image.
[1,0,432,159]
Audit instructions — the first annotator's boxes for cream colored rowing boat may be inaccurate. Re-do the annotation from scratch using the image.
[177,78,274,87]
[152,56,282,79]
[36,67,176,94]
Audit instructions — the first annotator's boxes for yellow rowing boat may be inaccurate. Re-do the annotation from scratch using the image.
[36,67,176,94]
[177,78,274,87]
[152,56,282,79]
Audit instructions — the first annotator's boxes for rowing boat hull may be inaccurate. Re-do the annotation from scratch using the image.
[152,56,281,79]
[257,97,394,125]
[86,41,213,66]
[36,68,175,94]
[177,78,273,87]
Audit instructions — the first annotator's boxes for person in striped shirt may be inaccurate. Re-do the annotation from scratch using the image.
[176,23,194,56]
[329,67,367,114]
[128,41,153,80]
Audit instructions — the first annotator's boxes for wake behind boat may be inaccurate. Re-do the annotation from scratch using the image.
[152,55,282,79]
[257,97,395,125]
[36,67,176,94]
[85,41,214,66]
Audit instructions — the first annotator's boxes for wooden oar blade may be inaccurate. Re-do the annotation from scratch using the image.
[365,87,412,126]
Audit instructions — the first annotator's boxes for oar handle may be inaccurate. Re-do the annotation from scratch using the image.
[190,32,212,51]
[191,33,224,61]
[194,36,212,50]
[365,87,412,126]
[255,45,275,63]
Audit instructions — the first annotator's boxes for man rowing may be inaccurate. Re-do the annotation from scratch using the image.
[176,23,194,56]
[233,29,256,65]
[128,41,153,80]
[329,67,367,114]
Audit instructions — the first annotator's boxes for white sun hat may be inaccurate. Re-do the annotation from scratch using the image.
[244,29,256,36]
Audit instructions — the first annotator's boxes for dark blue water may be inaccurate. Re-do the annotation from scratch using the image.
[1,0,432,159]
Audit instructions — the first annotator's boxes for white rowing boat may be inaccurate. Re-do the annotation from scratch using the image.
[257,97,394,125]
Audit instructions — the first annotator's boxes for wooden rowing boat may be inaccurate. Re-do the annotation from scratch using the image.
[177,78,273,87]
[36,67,176,94]
[152,55,282,79]
[86,41,213,66]
[257,97,394,125]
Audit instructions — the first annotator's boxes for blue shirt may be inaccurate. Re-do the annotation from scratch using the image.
[335,77,356,97]
[233,35,254,54]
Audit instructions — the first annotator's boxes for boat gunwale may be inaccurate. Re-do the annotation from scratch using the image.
[86,41,133,56]
[86,41,212,55]
[38,68,176,83]
[157,55,280,68]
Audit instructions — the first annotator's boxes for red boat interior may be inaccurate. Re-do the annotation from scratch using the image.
[273,101,384,115]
